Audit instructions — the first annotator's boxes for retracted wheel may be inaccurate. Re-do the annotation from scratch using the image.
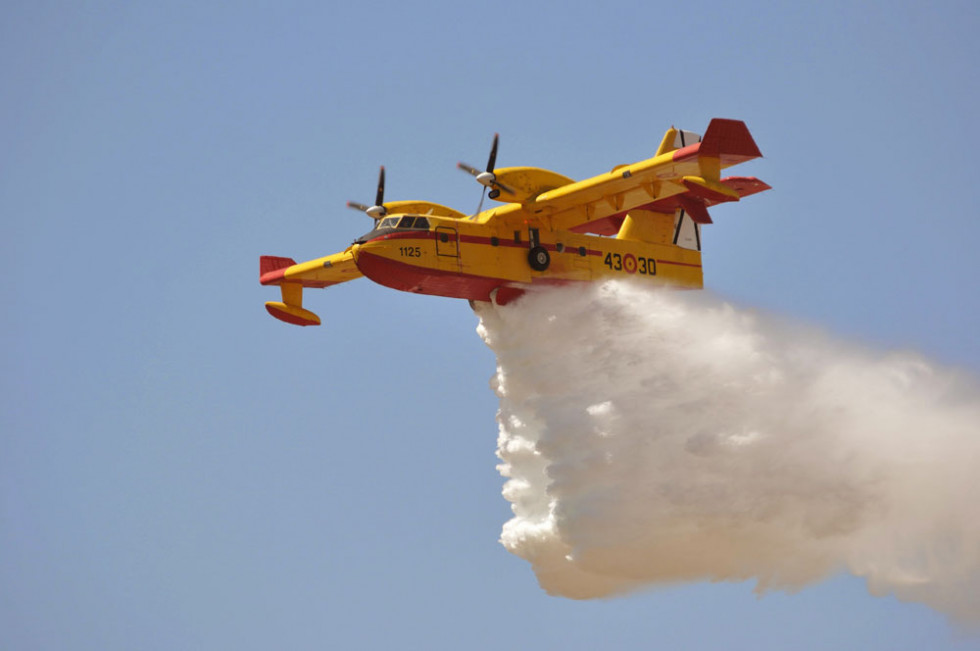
[528,246,550,271]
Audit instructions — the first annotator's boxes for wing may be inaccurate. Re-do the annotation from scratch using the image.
[259,248,362,326]
[379,200,466,219]
[509,119,765,233]
[485,167,576,203]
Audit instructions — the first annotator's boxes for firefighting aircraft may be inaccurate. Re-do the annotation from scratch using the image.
[259,118,769,326]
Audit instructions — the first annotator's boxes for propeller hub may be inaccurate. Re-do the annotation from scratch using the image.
[476,171,496,187]
[365,205,386,219]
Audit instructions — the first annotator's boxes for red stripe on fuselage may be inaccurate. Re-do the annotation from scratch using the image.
[367,230,438,243]
[656,259,702,269]
[366,231,603,257]
[456,233,603,257]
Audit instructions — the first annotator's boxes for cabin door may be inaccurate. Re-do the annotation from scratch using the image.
[436,227,458,257]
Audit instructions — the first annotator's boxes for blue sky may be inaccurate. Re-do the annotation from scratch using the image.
[3,1,979,649]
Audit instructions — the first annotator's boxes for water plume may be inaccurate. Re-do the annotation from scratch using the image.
[475,281,980,621]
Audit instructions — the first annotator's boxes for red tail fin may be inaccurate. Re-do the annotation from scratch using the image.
[699,119,762,164]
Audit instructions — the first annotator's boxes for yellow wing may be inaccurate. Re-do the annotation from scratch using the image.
[487,119,766,234]
[486,167,576,203]
[259,248,362,326]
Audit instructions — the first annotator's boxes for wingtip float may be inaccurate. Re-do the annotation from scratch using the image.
[259,118,770,326]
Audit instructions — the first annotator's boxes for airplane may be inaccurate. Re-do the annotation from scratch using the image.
[259,118,769,326]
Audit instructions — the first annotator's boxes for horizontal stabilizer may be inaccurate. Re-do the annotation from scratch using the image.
[681,176,741,203]
[719,176,771,199]
[646,176,770,214]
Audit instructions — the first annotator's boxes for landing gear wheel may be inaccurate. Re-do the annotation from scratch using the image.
[528,246,550,271]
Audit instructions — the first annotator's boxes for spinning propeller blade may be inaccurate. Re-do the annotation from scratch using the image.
[486,133,499,174]
[457,161,481,177]
[375,166,385,207]
[457,133,514,199]
[347,166,387,219]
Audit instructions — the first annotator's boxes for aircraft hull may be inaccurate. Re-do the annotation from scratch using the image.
[354,247,509,302]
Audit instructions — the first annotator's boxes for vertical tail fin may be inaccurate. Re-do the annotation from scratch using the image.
[699,119,762,164]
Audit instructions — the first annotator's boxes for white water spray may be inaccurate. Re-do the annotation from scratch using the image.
[476,281,980,621]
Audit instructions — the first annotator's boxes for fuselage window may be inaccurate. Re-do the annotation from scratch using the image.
[399,216,417,229]
[380,217,398,229]
[413,217,430,230]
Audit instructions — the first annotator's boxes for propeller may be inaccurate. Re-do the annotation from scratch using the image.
[457,133,514,200]
[347,166,387,219]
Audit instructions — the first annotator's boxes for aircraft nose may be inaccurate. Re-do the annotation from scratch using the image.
[350,239,381,268]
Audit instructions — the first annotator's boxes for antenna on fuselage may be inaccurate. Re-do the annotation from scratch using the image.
[346,166,387,220]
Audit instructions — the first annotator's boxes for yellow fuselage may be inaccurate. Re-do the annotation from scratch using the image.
[351,212,702,305]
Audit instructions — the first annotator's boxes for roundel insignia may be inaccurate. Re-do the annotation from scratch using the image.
[623,253,638,274]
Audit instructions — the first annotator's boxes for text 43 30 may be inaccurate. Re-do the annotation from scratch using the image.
[603,252,657,275]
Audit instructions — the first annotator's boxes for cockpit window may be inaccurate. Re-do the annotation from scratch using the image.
[376,216,431,231]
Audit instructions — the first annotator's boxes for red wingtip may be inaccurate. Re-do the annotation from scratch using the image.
[261,256,296,275]
[265,302,320,326]
[260,256,296,285]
